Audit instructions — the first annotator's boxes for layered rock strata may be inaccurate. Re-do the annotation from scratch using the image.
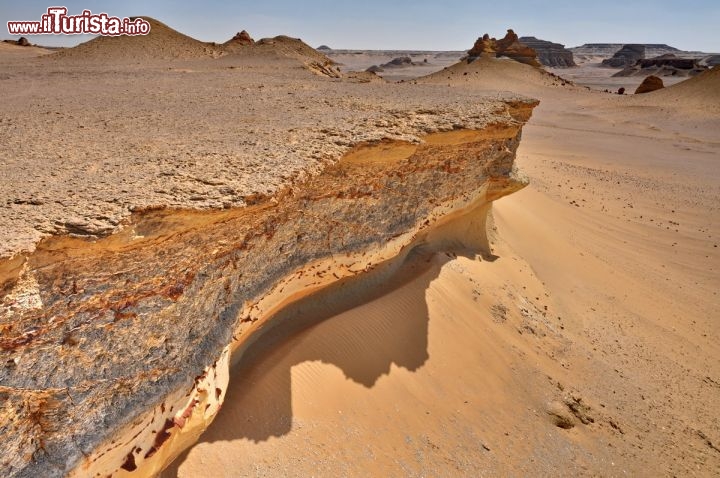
[519,36,576,67]
[0,56,537,477]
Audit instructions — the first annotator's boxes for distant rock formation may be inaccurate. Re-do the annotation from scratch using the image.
[225,30,254,47]
[613,54,708,77]
[634,75,664,94]
[519,36,575,67]
[380,57,414,68]
[467,29,540,67]
[572,43,679,61]
[601,44,645,67]
[366,65,384,73]
[2,37,30,47]
[316,45,331,51]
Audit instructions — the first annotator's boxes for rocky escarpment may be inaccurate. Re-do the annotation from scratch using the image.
[601,44,645,68]
[519,36,575,67]
[0,53,537,477]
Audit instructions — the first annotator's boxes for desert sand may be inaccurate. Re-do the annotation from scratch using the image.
[1,18,719,478]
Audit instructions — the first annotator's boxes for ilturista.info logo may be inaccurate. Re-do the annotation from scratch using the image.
[7,7,151,36]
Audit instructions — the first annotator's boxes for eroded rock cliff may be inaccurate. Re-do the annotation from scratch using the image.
[0,53,538,477]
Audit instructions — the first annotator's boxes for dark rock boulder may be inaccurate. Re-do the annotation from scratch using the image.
[634,75,664,94]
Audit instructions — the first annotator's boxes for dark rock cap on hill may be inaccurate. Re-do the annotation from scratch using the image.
[3,37,31,47]
[225,30,255,47]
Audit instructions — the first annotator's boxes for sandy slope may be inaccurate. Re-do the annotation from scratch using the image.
[168,60,719,476]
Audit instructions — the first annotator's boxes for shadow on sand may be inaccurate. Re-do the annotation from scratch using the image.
[163,244,463,476]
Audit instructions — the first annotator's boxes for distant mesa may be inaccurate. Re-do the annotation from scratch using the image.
[224,30,255,48]
[634,75,664,94]
[613,54,709,77]
[601,44,645,68]
[3,37,30,47]
[519,36,575,67]
[467,29,541,67]
[317,45,332,51]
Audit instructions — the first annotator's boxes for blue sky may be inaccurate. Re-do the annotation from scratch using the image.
[2,0,719,52]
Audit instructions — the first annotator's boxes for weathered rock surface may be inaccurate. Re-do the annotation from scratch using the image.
[601,44,645,68]
[519,36,575,67]
[224,30,254,47]
[468,34,496,57]
[467,29,540,67]
[634,75,664,94]
[0,47,537,477]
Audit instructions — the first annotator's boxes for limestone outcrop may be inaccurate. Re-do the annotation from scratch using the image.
[0,48,538,477]
[467,29,540,67]
[519,36,576,67]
